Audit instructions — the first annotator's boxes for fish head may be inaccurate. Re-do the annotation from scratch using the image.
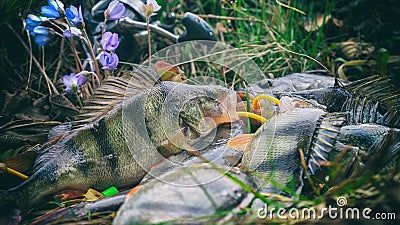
[157,82,238,154]
[180,87,238,137]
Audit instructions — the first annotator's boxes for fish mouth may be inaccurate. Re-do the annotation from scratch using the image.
[180,89,239,143]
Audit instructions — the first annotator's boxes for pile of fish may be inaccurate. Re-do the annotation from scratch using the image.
[0,67,399,224]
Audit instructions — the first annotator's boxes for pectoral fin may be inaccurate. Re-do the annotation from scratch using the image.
[226,134,254,151]
[2,150,37,175]
[125,185,143,202]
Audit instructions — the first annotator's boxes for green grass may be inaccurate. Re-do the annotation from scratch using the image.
[159,0,334,83]
[3,1,399,224]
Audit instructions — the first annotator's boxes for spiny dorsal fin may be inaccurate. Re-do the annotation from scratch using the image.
[73,66,160,128]
[343,75,400,127]
[307,112,347,175]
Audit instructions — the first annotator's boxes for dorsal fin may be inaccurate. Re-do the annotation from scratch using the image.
[342,75,400,127]
[307,112,347,175]
[73,66,160,128]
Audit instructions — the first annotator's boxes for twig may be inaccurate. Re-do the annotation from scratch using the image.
[25,29,33,90]
[7,23,59,95]
[81,28,101,86]
[146,16,152,67]
[69,36,84,71]
[276,42,331,73]
[186,14,264,23]
[53,38,65,83]
[276,0,306,15]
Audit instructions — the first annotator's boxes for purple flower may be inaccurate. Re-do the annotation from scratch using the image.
[63,27,82,38]
[33,26,51,46]
[146,0,161,13]
[100,52,119,70]
[41,0,64,18]
[66,5,83,26]
[25,14,47,34]
[62,73,87,93]
[104,0,126,20]
[101,32,119,52]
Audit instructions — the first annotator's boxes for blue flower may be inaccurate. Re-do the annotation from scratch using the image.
[66,5,83,26]
[33,26,51,46]
[35,35,51,46]
[33,26,50,35]
[104,0,126,20]
[63,27,82,38]
[62,73,87,93]
[101,32,119,52]
[100,52,119,70]
[41,0,64,18]
[25,14,47,34]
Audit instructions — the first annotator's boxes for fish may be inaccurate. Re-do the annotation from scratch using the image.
[0,77,238,215]
[331,124,400,176]
[248,71,346,94]
[139,121,246,184]
[280,75,400,127]
[240,107,399,200]
[113,166,255,225]
[240,108,347,197]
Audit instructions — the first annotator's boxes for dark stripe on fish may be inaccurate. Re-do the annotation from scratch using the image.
[90,118,118,172]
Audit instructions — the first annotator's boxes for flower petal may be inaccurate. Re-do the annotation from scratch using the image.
[69,73,78,86]
[33,26,49,35]
[48,0,64,11]
[62,74,73,87]
[106,0,126,20]
[35,35,50,46]
[100,52,119,70]
[76,74,88,87]
[63,27,82,38]
[101,32,119,52]
[146,0,161,13]
[41,5,60,18]
[66,5,83,26]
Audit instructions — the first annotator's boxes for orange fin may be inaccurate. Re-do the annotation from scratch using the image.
[226,134,254,150]
[125,185,143,202]
[54,189,86,201]
[154,61,187,82]
[3,150,38,174]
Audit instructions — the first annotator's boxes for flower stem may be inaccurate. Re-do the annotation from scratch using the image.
[69,36,84,71]
[81,28,101,87]
[75,92,83,108]
[146,16,152,67]
[102,19,107,36]
[8,24,59,94]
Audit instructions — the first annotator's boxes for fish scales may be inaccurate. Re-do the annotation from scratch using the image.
[2,93,154,211]
[241,108,326,195]
[1,81,234,213]
[284,76,400,127]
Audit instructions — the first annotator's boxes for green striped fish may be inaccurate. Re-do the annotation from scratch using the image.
[0,72,237,213]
